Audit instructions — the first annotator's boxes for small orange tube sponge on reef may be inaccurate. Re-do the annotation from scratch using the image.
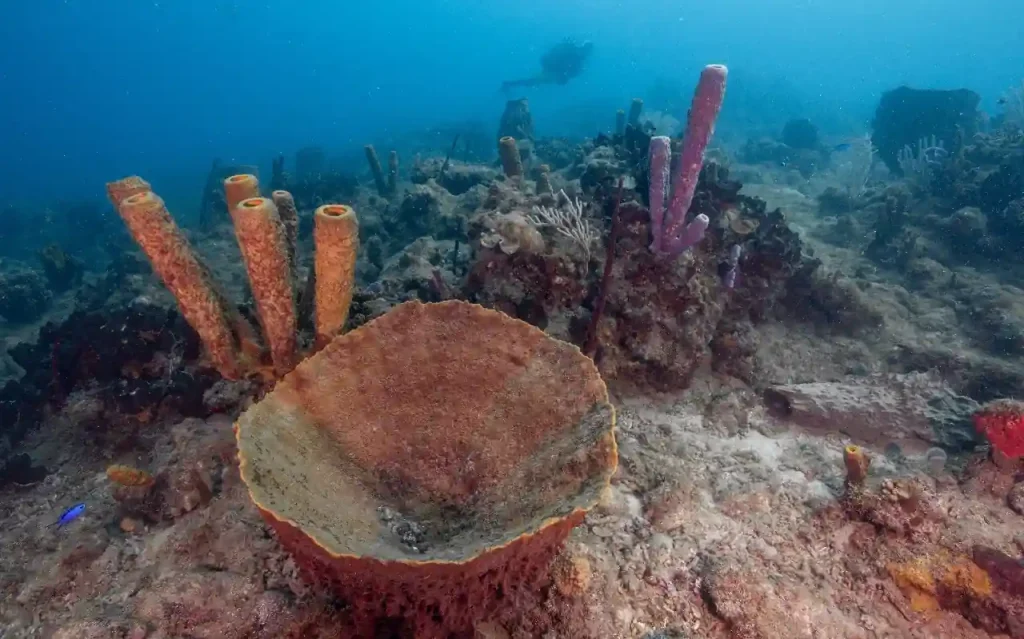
[111,187,247,379]
[498,136,524,178]
[843,444,871,487]
[223,173,260,214]
[313,204,359,347]
[235,300,618,637]
[231,197,298,376]
[973,399,1024,462]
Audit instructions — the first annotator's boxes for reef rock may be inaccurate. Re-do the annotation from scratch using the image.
[764,372,980,453]
[0,264,51,323]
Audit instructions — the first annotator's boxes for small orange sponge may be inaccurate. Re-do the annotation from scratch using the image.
[106,464,154,487]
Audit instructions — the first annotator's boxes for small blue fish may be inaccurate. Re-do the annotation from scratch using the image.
[49,503,86,528]
[833,143,852,152]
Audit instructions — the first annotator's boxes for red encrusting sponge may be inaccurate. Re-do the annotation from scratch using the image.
[972,399,1024,461]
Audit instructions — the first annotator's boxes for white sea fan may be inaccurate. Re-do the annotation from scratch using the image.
[526,190,599,264]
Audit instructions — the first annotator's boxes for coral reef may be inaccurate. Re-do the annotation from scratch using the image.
[4,58,1024,639]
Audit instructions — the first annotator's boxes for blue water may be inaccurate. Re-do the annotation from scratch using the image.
[1,0,1021,211]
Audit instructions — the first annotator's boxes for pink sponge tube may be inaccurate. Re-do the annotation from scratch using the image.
[648,136,672,252]
[661,64,728,253]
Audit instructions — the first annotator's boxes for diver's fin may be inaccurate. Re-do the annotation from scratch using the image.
[500,76,546,93]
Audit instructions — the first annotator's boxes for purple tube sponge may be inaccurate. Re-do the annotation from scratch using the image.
[647,64,728,258]
[663,214,709,256]
[648,136,672,253]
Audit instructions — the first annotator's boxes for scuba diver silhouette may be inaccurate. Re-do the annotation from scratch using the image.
[501,40,594,93]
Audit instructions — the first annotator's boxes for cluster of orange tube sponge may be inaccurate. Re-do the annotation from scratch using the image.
[235,300,618,636]
[105,173,359,380]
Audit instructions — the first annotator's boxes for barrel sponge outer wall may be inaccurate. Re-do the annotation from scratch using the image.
[235,300,618,637]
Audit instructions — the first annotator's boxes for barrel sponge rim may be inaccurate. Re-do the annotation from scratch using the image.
[235,299,618,567]
[225,173,257,184]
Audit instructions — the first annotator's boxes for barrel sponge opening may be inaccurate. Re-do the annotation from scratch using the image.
[235,300,617,635]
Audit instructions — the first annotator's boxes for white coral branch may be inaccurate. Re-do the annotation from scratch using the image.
[526,190,599,264]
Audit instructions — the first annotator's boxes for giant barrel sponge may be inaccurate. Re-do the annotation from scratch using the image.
[235,300,617,637]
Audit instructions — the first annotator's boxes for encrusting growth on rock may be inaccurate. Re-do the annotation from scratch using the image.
[973,398,1024,466]
[106,464,154,488]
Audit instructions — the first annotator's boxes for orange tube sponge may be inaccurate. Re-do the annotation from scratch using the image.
[223,174,260,216]
[498,136,523,178]
[235,300,617,636]
[231,197,298,376]
[313,204,359,347]
[115,190,245,379]
[271,190,300,285]
[536,163,553,194]
[106,175,152,208]
[843,444,871,487]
